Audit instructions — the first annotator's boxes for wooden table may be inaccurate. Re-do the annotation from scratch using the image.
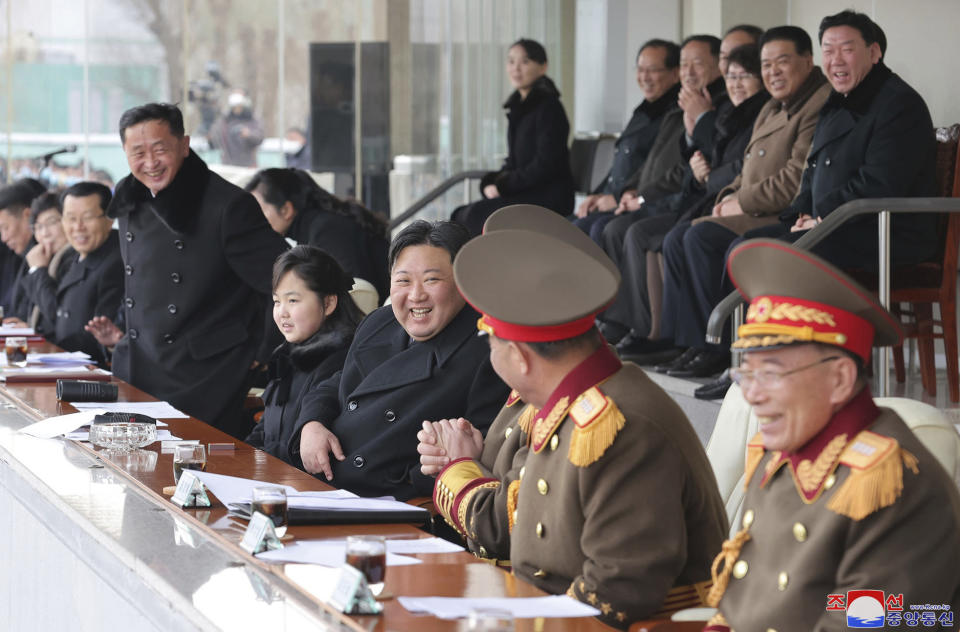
[1,346,633,632]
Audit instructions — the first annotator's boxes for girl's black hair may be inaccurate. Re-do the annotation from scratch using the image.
[272,245,365,333]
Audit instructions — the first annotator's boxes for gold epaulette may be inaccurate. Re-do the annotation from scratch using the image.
[567,387,625,467]
[516,403,536,436]
[744,432,765,489]
[826,430,919,521]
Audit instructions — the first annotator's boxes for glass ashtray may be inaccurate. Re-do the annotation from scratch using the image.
[88,422,157,451]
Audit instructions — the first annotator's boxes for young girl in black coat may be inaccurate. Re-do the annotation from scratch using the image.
[245,245,364,468]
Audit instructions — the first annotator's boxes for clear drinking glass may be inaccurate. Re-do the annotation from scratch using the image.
[5,336,28,367]
[345,535,386,596]
[172,444,207,484]
[251,486,288,538]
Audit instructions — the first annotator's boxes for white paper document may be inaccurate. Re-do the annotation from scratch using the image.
[382,537,464,554]
[191,470,300,506]
[0,326,35,336]
[19,410,104,439]
[28,351,93,365]
[0,366,111,380]
[397,595,601,619]
[70,401,189,418]
[287,494,430,514]
[256,540,421,567]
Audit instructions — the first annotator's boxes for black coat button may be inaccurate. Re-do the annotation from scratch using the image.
[825,157,832,166]
[174,239,184,250]
[170,272,181,284]
[124,297,135,308]
[384,410,396,422]
[167,304,178,315]
[347,400,358,411]
[124,265,133,275]
[125,231,134,242]
[162,333,175,344]
[353,455,365,468]
[129,329,139,340]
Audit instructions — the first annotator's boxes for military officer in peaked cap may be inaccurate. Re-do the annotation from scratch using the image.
[432,222,728,629]
[705,239,960,631]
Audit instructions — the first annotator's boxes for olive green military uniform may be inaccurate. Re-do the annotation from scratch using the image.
[707,393,960,631]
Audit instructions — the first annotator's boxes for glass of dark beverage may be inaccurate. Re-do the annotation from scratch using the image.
[252,486,288,537]
[172,444,207,484]
[5,336,28,367]
[345,535,387,596]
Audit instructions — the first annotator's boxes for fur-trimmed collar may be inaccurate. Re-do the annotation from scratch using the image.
[107,149,211,235]
[266,321,355,407]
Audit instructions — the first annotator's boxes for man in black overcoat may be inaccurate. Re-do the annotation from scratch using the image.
[93,103,288,437]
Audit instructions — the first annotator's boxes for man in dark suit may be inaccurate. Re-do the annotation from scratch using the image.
[21,182,123,366]
[0,181,41,321]
[87,103,288,438]
[291,220,509,501]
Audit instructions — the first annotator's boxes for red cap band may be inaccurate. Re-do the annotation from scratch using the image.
[478,313,598,342]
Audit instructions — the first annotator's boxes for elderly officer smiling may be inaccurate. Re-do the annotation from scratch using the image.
[705,239,960,632]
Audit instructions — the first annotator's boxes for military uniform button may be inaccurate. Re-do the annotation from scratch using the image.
[536,522,544,538]
[824,474,837,490]
[124,297,135,308]
[745,152,751,159]
[124,265,133,275]
[777,571,789,591]
[353,455,365,468]
[347,400,358,411]
[550,435,559,451]
[125,231,134,242]
[758,149,766,157]
[384,409,396,422]
[174,239,184,250]
[767,629,777,632]
[519,466,525,480]
[742,509,755,529]
[505,427,513,439]
[478,546,487,557]
[792,522,808,542]
[162,333,175,344]
[167,304,178,314]
[533,569,547,578]
[732,560,748,579]
[170,272,181,284]
[537,479,549,495]
[128,328,139,340]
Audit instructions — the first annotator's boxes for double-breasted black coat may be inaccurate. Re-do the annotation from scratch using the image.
[21,232,123,366]
[775,63,938,267]
[108,151,289,434]
[290,304,510,500]
[246,325,352,469]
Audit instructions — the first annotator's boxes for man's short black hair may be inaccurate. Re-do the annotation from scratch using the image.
[760,26,814,57]
[118,103,185,144]
[388,220,470,271]
[526,327,602,360]
[725,24,764,43]
[61,181,113,213]
[726,43,761,77]
[681,34,722,59]
[818,10,881,48]
[29,192,61,226]
[0,181,39,216]
[637,39,681,69]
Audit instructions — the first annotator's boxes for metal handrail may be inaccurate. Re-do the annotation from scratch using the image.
[704,197,960,395]
[389,170,487,229]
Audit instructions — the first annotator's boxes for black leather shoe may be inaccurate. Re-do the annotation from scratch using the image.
[614,330,646,352]
[597,321,629,345]
[668,350,730,378]
[654,347,698,373]
[694,372,734,400]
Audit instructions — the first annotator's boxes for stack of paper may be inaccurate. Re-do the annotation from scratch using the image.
[1,366,111,382]
[70,401,189,419]
[397,595,601,619]
[28,351,93,366]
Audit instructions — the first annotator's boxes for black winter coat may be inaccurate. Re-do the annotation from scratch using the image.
[108,151,289,433]
[246,324,352,468]
[290,305,510,500]
[20,232,123,366]
[480,76,575,215]
[781,63,938,267]
[286,205,389,303]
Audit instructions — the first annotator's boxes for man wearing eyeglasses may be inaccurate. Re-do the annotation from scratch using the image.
[703,238,960,632]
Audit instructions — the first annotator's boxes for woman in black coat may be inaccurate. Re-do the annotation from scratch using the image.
[246,168,390,302]
[453,39,575,236]
[246,245,363,467]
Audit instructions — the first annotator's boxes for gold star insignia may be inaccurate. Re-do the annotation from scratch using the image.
[616,612,627,622]
[587,592,598,605]
[600,602,612,615]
